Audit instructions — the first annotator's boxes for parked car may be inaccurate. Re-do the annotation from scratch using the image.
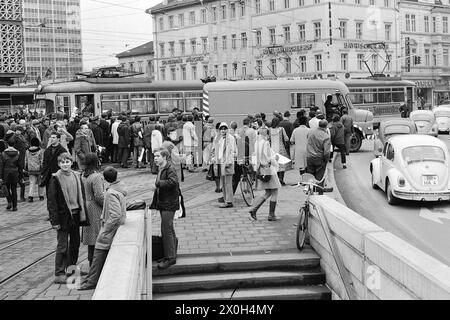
[433,106,450,134]
[370,135,450,205]
[409,110,438,137]
[374,118,417,157]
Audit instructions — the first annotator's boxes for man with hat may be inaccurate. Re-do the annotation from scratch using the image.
[212,122,237,208]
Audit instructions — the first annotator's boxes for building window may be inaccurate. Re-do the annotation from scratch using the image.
[255,0,261,14]
[405,14,410,32]
[214,65,219,77]
[444,17,448,34]
[283,26,291,43]
[433,49,437,66]
[369,0,375,5]
[241,32,247,48]
[160,43,165,57]
[230,3,236,18]
[191,66,197,80]
[269,28,276,45]
[300,56,306,73]
[180,41,185,55]
[285,57,292,74]
[223,64,228,78]
[240,2,246,17]
[314,0,320,3]
[425,48,430,66]
[314,22,321,39]
[433,17,436,33]
[315,54,322,71]
[160,68,166,81]
[256,30,262,46]
[411,14,416,32]
[190,11,196,25]
[170,68,176,80]
[270,59,277,75]
[203,65,208,77]
[213,37,218,51]
[169,15,174,29]
[299,0,305,5]
[169,42,175,56]
[357,53,364,70]
[212,7,217,22]
[356,22,362,39]
[269,0,275,11]
[222,35,227,49]
[191,39,196,54]
[386,54,391,70]
[181,65,186,80]
[256,60,263,76]
[339,21,347,39]
[221,5,227,20]
[299,24,305,41]
[232,34,237,49]
[385,24,391,40]
[341,53,348,70]
[355,0,360,4]
[179,13,185,27]
[232,63,237,78]
[202,38,208,52]
[424,16,429,33]
[444,48,449,66]
[201,9,206,23]
[159,17,164,31]
[242,62,247,77]
[284,0,290,8]
[384,0,389,6]
[372,54,378,71]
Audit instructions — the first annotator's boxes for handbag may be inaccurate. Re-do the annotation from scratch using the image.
[205,164,215,181]
[126,199,147,211]
[256,167,271,183]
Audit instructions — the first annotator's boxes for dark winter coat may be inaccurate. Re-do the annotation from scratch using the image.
[0,147,22,181]
[40,143,67,187]
[13,133,28,170]
[150,162,180,212]
[143,123,156,149]
[74,130,96,164]
[89,122,103,147]
[330,122,346,146]
[117,122,130,148]
[99,119,110,146]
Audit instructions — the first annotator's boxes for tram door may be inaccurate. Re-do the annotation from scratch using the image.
[75,94,95,115]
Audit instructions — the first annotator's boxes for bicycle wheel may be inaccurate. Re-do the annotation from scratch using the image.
[296,207,308,251]
[240,176,254,207]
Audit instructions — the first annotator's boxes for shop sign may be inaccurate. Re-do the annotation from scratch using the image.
[161,58,183,66]
[262,43,313,55]
[343,42,389,50]
[186,56,204,64]
[415,80,434,88]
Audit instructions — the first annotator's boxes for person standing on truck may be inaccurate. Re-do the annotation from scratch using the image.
[324,95,338,123]
[340,108,354,156]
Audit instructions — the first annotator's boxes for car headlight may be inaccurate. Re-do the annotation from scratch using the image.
[398,176,406,188]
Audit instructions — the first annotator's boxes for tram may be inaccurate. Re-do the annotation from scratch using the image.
[0,86,37,115]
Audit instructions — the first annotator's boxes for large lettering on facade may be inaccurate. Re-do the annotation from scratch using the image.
[262,44,313,55]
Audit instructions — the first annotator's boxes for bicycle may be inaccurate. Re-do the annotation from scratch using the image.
[239,163,255,207]
[296,172,326,251]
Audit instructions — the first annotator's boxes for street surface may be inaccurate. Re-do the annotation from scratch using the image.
[335,136,450,266]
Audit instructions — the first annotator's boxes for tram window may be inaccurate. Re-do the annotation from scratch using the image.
[291,92,315,109]
[159,92,183,113]
[185,92,203,112]
[363,89,377,103]
[130,93,157,114]
[101,94,129,115]
[378,88,392,103]
[392,88,404,103]
[348,89,364,104]
[56,95,70,115]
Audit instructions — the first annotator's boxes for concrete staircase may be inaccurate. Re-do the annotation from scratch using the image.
[152,248,331,300]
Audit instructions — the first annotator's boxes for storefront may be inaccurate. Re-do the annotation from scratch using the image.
[412,79,434,109]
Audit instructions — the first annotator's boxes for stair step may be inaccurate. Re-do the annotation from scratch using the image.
[154,285,331,300]
[152,249,320,277]
[153,269,325,293]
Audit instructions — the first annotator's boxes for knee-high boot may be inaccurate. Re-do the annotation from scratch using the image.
[249,196,266,221]
[278,171,286,185]
[268,201,279,221]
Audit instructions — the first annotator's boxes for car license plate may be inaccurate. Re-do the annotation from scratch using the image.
[422,175,438,186]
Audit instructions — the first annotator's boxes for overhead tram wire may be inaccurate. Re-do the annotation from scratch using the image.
[86,0,147,11]
[81,0,148,14]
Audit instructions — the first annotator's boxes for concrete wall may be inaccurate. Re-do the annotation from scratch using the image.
[92,209,148,300]
[309,196,450,300]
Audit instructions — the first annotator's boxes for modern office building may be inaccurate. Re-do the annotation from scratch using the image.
[21,0,83,82]
[116,41,155,79]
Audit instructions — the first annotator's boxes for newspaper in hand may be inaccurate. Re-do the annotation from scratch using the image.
[276,153,291,165]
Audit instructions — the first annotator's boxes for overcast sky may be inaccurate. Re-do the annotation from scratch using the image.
[80,0,161,70]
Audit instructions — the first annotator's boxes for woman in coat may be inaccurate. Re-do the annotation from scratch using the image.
[290,116,310,181]
[81,153,105,267]
[74,123,96,171]
[249,127,281,222]
[149,147,180,269]
[269,117,290,185]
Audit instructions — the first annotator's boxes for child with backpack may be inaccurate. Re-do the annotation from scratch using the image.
[25,137,45,202]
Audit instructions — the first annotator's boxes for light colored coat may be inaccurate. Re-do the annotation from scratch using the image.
[212,133,236,175]
[254,137,281,190]
[182,121,198,147]
[81,172,105,246]
[95,181,127,250]
[111,120,121,145]
[291,125,309,169]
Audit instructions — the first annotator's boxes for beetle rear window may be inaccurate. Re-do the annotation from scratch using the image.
[402,146,445,163]
[384,125,412,135]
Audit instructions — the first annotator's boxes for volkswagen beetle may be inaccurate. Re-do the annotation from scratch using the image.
[409,110,438,137]
[373,118,417,157]
[433,106,450,134]
[370,135,450,205]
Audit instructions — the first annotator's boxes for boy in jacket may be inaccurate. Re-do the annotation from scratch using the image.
[78,166,127,290]
[47,153,89,284]
[0,133,22,211]
[25,137,44,202]
[329,114,347,169]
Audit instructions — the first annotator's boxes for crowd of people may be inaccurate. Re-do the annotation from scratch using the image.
[0,99,353,282]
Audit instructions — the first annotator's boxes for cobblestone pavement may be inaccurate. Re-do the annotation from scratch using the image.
[0,162,342,300]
